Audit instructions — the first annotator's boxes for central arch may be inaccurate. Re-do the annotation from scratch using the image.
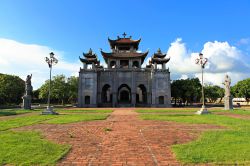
[118,84,131,103]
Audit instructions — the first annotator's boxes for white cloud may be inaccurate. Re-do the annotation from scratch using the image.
[237,38,250,45]
[179,74,188,80]
[1,38,249,90]
[165,38,250,86]
[0,38,81,89]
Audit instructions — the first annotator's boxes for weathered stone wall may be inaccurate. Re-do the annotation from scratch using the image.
[78,68,171,107]
[78,70,97,107]
[151,69,171,107]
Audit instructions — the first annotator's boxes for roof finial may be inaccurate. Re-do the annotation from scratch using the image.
[89,48,92,54]
[122,32,127,38]
[157,48,161,53]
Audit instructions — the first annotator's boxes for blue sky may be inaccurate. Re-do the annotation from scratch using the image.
[0,0,250,88]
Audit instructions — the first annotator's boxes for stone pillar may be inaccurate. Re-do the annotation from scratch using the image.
[162,63,166,69]
[129,60,132,68]
[112,92,117,107]
[77,73,83,107]
[97,92,101,106]
[154,63,157,69]
[22,95,31,109]
[83,63,87,69]
[22,75,33,110]
[224,75,233,110]
[131,92,136,107]
[147,92,151,106]
[139,60,142,68]
[224,96,233,110]
[117,60,120,68]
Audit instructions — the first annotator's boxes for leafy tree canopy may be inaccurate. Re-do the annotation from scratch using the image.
[0,73,25,105]
[231,78,250,101]
[38,75,78,104]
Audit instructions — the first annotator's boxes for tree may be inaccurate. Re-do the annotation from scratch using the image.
[204,84,224,103]
[67,76,78,104]
[231,78,250,102]
[171,78,201,106]
[39,75,68,105]
[38,75,78,105]
[0,73,25,105]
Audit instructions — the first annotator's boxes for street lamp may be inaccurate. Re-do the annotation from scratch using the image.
[195,53,210,114]
[42,52,58,115]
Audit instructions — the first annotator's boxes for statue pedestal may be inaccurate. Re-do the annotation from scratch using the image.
[224,96,233,110]
[42,106,58,115]
[196,105,211,115]
[22,95,31,110]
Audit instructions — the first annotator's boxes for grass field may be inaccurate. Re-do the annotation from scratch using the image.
[0,131,70,165]
[56,109,113,113]
[0,109,32,116]
[139,109,250,164]
[0,108,111,165]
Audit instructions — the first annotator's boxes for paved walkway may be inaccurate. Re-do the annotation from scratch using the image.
[18,109,222,165]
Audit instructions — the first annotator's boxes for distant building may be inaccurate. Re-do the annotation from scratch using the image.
[78,34,171,107]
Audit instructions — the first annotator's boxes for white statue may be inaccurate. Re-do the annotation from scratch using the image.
[223,74,231,97]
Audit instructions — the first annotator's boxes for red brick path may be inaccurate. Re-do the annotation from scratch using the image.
[18,109,222,165]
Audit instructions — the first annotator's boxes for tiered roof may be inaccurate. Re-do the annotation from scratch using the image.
[108,37,141,50]
[101,33,148,64]
[101,50,148,63]
[79,48,102,68]
[151,48,170,64]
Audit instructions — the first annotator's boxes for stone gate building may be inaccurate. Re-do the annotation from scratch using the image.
[78,34,171,107]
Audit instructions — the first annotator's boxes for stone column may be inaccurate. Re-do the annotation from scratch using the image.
[77,74,83,107]
[131,92,136,107]
[112,92,117,107]
[83,63,87,69]
[22,95,31,109]
[97,92,101,106]
[117,60,120,68]
[162,63,166,69]
[224,96,233,110]
[154,62,157,69]
[147,92,151,106]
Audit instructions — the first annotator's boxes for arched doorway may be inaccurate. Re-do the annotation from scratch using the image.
[101,84,112,103]
[118,84,131,103]
[136,84,147,104]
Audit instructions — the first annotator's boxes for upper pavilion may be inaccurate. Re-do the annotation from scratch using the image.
[101,33,149,69]
[79,33,170,70]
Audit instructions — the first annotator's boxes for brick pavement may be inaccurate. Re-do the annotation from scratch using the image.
[17,109,223,166]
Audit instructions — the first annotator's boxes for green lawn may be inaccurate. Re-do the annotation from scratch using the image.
[136,109,197,113]
[56,109,113,113]
[44,114,109,124]
[224,109,250,115]
[0,109,33,116]
[0,131,70,165]
[139,111,250,164]
[136,108,250,115]
[173,130,250,165]
[0,113,110,130]
[0,109,111,165]
[0,115,56,131]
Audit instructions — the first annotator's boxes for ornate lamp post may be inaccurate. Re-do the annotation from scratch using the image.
[42,52,58,115]
[195,53,210,114]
